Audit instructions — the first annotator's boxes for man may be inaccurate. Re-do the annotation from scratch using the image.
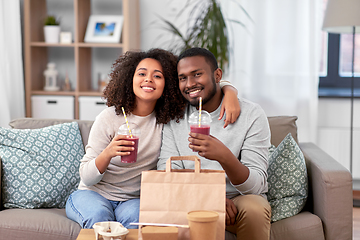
[157,47,271,240]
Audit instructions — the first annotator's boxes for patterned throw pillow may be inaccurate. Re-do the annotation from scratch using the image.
[266,133,308,222]
[0,122,84,209]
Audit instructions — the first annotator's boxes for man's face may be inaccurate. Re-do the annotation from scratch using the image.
[177,56,218,107]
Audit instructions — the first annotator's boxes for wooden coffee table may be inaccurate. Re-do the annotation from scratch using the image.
[76,228,138,240]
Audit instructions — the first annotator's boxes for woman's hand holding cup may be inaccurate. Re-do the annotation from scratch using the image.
[117,122,140,163]
[106,134,136,158]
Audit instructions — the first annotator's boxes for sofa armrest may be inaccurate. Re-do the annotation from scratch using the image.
[0,156,2,210]
[299,142,352,240]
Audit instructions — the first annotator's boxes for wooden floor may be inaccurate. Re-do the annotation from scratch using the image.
[354,207,360,240]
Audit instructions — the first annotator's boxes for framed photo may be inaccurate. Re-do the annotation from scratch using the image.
[84,15,123,43]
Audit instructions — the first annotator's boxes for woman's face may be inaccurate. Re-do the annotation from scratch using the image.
[133,58,165,106]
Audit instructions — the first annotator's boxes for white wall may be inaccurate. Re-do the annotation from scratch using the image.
[139,0,190,52]
[318,98,360,181]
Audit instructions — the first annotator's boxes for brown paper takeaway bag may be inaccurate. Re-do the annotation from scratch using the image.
[139,156,226,240]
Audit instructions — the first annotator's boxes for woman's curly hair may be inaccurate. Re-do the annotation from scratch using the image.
[103,48,185,124]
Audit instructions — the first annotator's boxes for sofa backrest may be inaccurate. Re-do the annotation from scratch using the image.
[9,118,93,148]
[9,116,298,147]
[267,116,298,147]
[1,116,298,209]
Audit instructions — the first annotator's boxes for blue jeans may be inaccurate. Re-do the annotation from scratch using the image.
[65,189,140,229]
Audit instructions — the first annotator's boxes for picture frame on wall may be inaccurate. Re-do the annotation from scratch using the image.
[84,15,123,43]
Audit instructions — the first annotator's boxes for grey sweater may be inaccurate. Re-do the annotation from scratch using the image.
[78,107,163,201]
[157,98,271,198]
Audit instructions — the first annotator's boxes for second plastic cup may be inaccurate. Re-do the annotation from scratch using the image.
[188,110,212,151]
[118,122,140,163]
[188,110,212,135]
[187,210,219,240]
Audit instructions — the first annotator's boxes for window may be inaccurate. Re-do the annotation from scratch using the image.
[319,0,360,97]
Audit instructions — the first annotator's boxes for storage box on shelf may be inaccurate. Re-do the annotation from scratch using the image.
[79,96,107,121]
[31,95,74,119]
[23,0,140,119]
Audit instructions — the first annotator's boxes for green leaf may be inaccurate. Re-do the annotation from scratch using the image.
[158,0,250,70]
[44,15,59,26]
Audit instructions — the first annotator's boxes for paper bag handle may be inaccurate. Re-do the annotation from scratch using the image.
[166,156,201,173]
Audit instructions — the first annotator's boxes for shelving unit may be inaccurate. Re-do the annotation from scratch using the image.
[23,0,140,119]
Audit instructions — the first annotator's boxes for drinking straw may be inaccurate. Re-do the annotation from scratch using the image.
[130,222,189,228]
[121,107,133,138]
[199,97,202,127]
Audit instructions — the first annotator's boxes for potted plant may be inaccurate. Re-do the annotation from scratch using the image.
[160,0,250,70]
[44,15,60,43]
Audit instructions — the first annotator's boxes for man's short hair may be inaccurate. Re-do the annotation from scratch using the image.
[178,47,218,72]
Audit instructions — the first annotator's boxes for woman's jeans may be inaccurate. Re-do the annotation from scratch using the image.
[66,189,140,229]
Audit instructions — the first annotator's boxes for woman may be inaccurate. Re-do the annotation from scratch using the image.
[65,48,239,229]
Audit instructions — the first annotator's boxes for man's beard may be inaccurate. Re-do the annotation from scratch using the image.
[189,76,217,107]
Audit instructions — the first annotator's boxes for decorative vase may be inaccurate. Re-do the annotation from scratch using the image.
[44,26,60,43]
[44,62,60,91]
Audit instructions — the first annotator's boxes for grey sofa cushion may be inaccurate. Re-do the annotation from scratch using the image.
[0,208,81,240]
[267,134,308,222]
[2,118,92,210]
[225,211,323,240]
[270,211,324,240]
[0,122,84,209]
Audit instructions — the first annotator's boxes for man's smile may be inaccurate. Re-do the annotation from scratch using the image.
[185,87,203,98]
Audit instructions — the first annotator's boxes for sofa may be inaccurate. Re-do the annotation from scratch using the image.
[0,116,352,240]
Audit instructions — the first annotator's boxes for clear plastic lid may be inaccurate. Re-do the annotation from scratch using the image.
[118,122,141,137]
[188,110,212,125]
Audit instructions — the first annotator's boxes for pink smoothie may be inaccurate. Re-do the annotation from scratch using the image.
[121,137,139,163]
[190,125,210,135]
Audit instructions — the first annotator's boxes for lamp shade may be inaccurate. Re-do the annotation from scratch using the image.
[322,0,360,33]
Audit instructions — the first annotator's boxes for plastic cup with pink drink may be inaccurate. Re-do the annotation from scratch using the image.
[189,110,212,151]
[118,122,140,163]
[189,110,212,135]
